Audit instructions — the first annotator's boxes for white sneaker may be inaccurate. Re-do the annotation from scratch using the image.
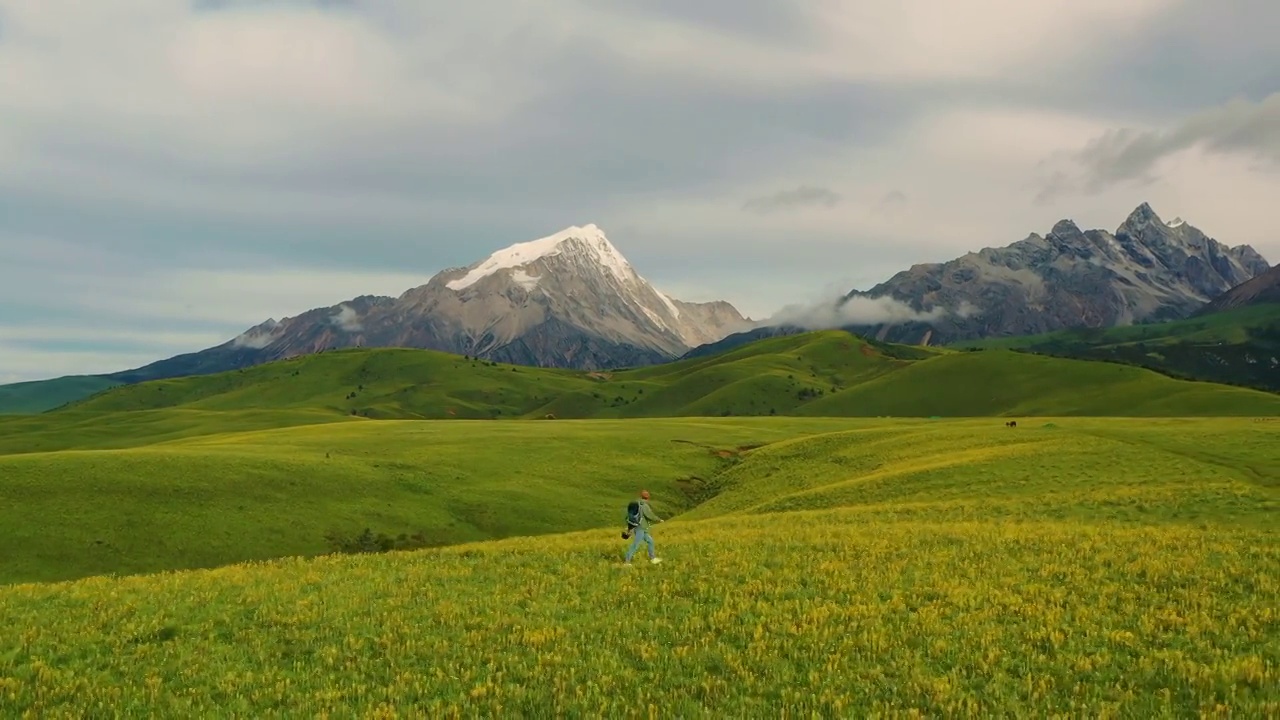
[650,557,662,565]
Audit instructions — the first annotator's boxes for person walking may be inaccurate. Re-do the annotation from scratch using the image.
[624,490,663,566]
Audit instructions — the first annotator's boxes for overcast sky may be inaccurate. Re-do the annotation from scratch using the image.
[2,0,1278,383]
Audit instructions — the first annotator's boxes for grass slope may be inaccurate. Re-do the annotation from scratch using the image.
[796,349,1280,417]
[0,417,851,585]
[51,330,1280,423]
[0,375,120,414]
[1,417,1276,716]
[956,304,1280,393]
[62,349,589,419]
[0,408,350,456]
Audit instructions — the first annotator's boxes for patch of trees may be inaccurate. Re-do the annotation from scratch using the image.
[797,387,826,401]
[324,528,437,555]
[1011,343,1280,394]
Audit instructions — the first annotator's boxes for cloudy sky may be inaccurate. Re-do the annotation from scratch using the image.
[2,0,1278,383]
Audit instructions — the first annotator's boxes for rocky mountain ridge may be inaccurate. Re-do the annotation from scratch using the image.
[1195,263,1280,315]
[114,224,752,382]
[840,202,1269,345]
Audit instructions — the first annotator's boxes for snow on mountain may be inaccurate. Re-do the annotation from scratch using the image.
[509,269,541,291]
[118,224,752,381]
[445,224,633,291]
[434,223,731,351]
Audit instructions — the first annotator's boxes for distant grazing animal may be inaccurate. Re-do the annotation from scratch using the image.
[1005,420,1017,428]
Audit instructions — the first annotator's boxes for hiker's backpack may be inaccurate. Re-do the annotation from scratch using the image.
[625,501,642,529]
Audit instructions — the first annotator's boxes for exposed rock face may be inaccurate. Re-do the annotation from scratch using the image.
[116,225,752,382]
[842,203,1270,344]
[1196,263,1280,315]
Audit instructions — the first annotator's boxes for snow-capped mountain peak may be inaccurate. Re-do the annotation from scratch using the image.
[445,223,634,291]
[111,223,750,382]
[434,223,742,349]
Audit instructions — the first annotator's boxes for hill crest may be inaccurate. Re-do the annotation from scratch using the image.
[52,329,1280,424]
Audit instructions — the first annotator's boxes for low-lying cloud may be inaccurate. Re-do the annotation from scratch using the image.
[328,304,363,332]
[230,319,281,349]
[764,294,976,330]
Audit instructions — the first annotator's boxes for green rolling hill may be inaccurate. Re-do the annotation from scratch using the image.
[0,416,850,585]
[6,306,1276,417]
[36,330,1280,424]
[1,327,1275,588]
[0,375,121,414]
[955,303,1280,393]
[0,415,1276,715]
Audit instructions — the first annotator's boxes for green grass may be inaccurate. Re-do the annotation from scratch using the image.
[0,408,351,455]
[1,331,1277,712]
[0,416,1276,715]
[61,348,589,418]
[955,304,1280,393]
[794,349,1280,417]
[41,331,1280,426]
[0,375,120,414]
[961,304,1280,349]
[683,418,1279,524]
[0,417,853,585]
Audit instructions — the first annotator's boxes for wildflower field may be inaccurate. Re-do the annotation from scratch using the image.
[1,416,1276,716]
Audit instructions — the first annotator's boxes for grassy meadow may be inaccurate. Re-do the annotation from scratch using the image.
[0,417,851,585]
[1,415,1277,715]
[1,330,1277,715]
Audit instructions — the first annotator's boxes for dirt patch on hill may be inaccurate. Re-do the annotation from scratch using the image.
[672,439,766,459]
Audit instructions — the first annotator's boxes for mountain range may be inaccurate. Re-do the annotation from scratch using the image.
[1,202,1276,412]
[113,224,752,383]
[708,202,1271,352]
[842,202,1268,343]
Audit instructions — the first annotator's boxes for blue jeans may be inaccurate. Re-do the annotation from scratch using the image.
[625,526,655,562]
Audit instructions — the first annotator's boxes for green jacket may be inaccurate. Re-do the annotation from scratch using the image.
[637,500,662,530]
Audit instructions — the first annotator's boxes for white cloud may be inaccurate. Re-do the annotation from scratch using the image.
[1037,92,1280,199]
[0,0,1182,224]
[808,0,1175,82]
[327,304,363,332]
[766,294,976,330]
